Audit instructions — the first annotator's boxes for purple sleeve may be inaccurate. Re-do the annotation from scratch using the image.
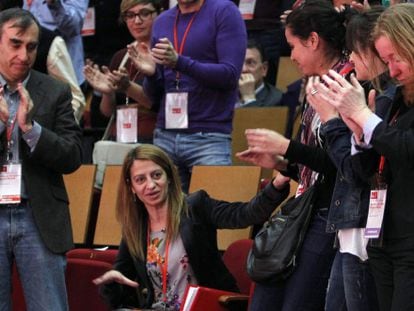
[174,4,247,90]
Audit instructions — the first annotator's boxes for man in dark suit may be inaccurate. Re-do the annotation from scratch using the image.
[0,8,82,310]
[237,40,283,108]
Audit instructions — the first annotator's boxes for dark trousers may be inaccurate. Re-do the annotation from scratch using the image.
[250,210,336,311]
[325,251,379,311]
[368,236,414,311]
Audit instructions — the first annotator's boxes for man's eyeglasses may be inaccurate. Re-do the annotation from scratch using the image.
[122,9,156,22]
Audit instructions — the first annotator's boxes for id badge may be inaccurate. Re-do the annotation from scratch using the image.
[238,0,257,20]
[165,92,188,129]
[365,187,387,238]
[117,106,138,143]
[0,163,22,204]
[81,7,95,36]
[295,183,305,197]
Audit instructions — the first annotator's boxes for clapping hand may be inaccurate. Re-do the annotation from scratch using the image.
[17,83,34,133]
[152,38,178,68]
[127,42,156,76]
[322,70,372,125]
[0,86,9,124]
[84,59,115,94]
[306,76,339,123]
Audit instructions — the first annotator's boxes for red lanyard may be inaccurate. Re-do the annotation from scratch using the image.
[27,0,33,7]
[172,4,202,85]
[378,108,400,175]
[148,226,170,303]
[161,239,170,303]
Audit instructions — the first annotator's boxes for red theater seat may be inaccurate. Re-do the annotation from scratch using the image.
[66,257,113,311]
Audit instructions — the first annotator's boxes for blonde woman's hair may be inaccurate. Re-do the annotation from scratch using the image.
[117,144,187,260]
[373,4,414,78]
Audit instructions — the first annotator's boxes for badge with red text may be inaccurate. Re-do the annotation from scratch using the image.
[238,0,257,20]
[165,92,188,129]
[0,164,21,204]
[365,188,387,238]
[117,106,138,143]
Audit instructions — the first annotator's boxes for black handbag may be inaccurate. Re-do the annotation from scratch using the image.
[246,183,318,283]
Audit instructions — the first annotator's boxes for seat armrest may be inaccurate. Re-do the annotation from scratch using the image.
[218,294,249,310]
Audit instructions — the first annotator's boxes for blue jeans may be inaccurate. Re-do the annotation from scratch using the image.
[0,201,68,311]
[250,210,336,311]
[325,251,379,311]
[154,129,232,192]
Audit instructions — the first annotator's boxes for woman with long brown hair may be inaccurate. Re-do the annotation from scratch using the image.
[93,144,290,310]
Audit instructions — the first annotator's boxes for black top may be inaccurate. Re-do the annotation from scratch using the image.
[101,183,289,309]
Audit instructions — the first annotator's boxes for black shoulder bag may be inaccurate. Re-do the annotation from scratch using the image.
[247,182,318,283]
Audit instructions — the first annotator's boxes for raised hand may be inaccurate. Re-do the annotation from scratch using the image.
[244,128,290,156]
[109,67,131,93]
[236,128,290,170]
[16,83,33,133]
[84,59,114,94]
[239,73,256,103]
[322,70,372,126]
[127,42,156,76]
[237,149,288,171]
[152,37,178,68]
[0,86,9,124]
[306,76,339,123]
[93,270,139,288]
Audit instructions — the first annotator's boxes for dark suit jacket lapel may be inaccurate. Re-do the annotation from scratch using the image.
[26,71,46,120]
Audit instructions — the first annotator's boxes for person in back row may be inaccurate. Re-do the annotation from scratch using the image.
[127,0,247,192]
[237,39,283,108]
[84,0,164,144]
[93,144,290,310]
[23,0,88,90]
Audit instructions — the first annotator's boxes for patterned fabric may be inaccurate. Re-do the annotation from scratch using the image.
[147,230,197,310]
[297,58,353,195]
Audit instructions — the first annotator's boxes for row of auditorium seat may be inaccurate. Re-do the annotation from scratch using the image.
[12,165,297,310]
[12,55,302,311]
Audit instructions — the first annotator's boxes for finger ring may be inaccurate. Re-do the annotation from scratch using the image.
[310,89,318,95]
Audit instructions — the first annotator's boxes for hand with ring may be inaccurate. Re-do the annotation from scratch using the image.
[306,76,339,123]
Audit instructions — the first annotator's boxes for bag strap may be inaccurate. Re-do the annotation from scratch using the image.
[101,112,115,141]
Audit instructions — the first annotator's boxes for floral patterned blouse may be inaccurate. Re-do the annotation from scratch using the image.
[147,230,197,310]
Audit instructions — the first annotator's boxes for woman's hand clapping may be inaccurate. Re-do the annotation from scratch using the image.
[127,42,156,76]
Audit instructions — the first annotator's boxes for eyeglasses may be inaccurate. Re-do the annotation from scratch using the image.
[122,9,156,22]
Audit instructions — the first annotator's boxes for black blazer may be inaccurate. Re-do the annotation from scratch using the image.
[364,88,414,239]
[101,182,290,309]
[242,82,283,108]
[1,70,83,254]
